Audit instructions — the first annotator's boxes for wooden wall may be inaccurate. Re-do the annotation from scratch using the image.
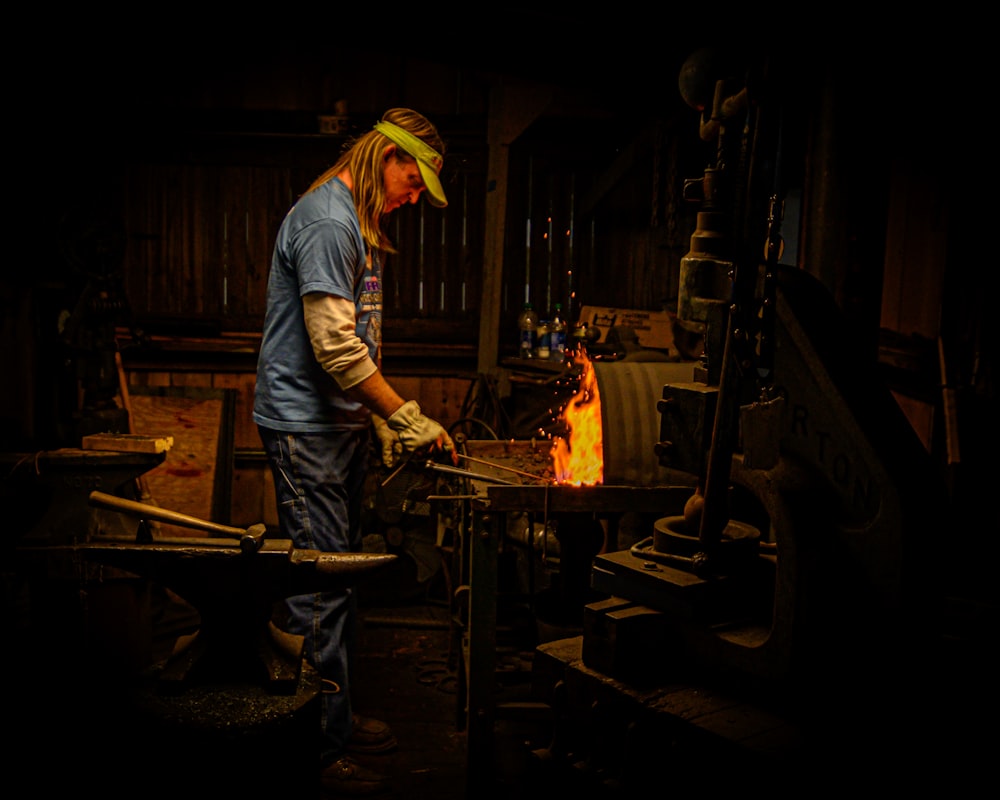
[118,132,492,336]
[112,117,696,355]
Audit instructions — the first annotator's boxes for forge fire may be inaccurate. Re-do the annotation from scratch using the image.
[551,350,603,486]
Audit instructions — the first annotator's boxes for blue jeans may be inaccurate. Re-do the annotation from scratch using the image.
[257,425,370,767]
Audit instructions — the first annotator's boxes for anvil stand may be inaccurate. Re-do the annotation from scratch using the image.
[13,486,395,794]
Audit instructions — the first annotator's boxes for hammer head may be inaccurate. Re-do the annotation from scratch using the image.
[240,523,268,554]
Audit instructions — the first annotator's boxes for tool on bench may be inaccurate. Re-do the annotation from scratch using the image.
[89,490,267,554]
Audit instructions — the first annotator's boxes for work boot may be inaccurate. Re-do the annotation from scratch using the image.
[349,714,399,755]
[321,755,389,796]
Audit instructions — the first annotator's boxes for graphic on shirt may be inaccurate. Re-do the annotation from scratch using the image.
[360,249,383,350]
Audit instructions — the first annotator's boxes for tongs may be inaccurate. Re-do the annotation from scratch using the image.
[381,451,553,488]
[419,459,516,485]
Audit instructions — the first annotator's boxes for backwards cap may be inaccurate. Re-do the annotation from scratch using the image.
[374,121,448,208]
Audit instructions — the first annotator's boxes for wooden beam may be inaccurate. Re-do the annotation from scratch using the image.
[477,78,554,377]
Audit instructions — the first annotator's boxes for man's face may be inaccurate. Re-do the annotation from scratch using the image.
[383,148,427,212]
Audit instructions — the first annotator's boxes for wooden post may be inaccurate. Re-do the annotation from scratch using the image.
[477,77,554,378]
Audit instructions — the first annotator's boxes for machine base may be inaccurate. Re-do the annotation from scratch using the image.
[591,547,776,631]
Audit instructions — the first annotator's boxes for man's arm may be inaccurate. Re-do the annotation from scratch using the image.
[303,292,454,461]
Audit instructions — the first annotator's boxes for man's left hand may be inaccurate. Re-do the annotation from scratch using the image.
[372,414,404,468]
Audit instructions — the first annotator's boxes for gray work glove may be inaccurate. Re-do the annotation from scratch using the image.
[386,400,456,463]
[372,414,403,468]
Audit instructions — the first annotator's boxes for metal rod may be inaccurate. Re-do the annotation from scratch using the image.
[455,453,553,483]
[422,461,517,485]
[380,457,411,488]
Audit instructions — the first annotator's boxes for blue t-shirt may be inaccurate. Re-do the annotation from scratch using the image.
[253,178,381,432]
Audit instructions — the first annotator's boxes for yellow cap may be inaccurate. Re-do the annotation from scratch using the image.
[374,121,448,208]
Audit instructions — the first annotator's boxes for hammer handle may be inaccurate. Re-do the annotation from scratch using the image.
[89,490,247,539]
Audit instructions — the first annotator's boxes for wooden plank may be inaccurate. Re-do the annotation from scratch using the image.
[128,387,235,534]
[387,375,475,431]
[82,433,174,454]
[212,371,259,450]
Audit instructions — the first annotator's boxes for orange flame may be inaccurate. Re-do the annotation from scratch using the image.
[551,350,603,485]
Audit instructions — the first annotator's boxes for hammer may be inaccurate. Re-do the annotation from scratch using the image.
[89,490,267,554]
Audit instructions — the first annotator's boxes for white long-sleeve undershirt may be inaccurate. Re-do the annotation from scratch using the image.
[303,292,377,390]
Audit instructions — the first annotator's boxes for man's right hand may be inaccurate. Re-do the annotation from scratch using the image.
[387,400,457,464]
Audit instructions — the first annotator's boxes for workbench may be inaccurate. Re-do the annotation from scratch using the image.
[527,628,995,792]
[530,635,804,789]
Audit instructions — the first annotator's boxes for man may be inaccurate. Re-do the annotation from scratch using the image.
[253,107,456,795]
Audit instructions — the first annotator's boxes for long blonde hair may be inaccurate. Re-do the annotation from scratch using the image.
[307,108,446,252]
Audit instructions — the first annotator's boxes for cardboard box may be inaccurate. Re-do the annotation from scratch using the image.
[578,305,678,353]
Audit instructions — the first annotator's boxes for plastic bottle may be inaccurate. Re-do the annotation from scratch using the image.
[549,303,567,362]
[536,320,551,360]
[518,302,539,358]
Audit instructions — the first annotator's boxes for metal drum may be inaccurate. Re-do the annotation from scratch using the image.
[593,360,698,487]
